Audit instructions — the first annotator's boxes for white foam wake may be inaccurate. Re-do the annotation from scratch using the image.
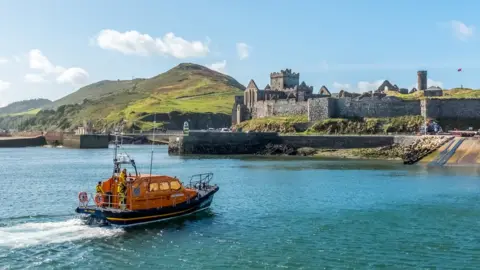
[0,219,124,249]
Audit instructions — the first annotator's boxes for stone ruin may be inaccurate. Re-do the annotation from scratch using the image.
[232,69,445,125]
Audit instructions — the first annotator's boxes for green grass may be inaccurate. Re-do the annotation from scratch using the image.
[0,63,246,131]
[1,108,41,117]
[306,116,424,134]
[386,88,480,100]
[235,115,424,135]
[235,116,308,133]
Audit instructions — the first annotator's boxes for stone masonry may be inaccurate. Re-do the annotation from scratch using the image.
[231,69,472,126]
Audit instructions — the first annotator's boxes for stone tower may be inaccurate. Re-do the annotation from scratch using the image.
[270,69,300,90]
[417,70,427,91]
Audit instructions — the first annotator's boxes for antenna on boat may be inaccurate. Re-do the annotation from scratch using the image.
[149,114,156,182]
[113,125,119,176]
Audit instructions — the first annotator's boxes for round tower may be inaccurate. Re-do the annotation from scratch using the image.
[417,70,427,91]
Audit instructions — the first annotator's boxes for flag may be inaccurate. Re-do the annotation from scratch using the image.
[458,68,462,72]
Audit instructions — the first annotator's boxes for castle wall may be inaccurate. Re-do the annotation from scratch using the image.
[423,99,480,119]
[270,76,283,90]
[335,98,421,118]
[252,99,308,118]
[283,75,299,88]
[308,98,334,121]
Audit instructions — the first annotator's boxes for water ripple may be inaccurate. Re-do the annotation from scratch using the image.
[1,146,480,269]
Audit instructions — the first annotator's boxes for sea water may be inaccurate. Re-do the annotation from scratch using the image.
[1,145,480,269]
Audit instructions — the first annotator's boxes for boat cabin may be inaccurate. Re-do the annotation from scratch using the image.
[96,174,198,211]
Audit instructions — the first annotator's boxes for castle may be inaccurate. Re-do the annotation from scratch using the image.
[234,69,330,124]
[232,69,466,126]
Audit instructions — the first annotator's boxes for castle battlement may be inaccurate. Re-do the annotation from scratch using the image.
[270,69,300,78]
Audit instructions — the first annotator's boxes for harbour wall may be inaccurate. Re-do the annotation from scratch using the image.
[0,133,109,148]
[169,132,281,155]
[63,134,109,149]
[0,136,46,148]
[168,131,404,155]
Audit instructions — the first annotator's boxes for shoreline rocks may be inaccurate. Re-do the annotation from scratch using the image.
[401,136,453,164]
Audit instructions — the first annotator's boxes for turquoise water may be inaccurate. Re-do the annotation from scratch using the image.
[1,145,480,269]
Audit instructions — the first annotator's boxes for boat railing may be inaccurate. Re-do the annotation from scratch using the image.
[78,192,132,210]
[79,191,193,210]
[186,172,214,189]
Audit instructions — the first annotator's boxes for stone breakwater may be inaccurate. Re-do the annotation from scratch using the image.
[168,131,452,164]
[0,136,46,148]
[168,132,394,156]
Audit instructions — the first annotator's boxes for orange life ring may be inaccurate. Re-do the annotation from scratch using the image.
[94,193,104,205]
[78,192,88,203]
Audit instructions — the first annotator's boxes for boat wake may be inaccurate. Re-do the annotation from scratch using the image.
[0,218,124,249]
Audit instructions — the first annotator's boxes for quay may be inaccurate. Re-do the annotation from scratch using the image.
[0,136,47,148]
[0,132,109,149]
[167,131,416,155]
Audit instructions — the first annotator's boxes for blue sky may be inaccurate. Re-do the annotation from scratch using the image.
[0,0,478,106]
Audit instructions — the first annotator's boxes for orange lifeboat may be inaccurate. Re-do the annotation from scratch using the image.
[75,130,219,227]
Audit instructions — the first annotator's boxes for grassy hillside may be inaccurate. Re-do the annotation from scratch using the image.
[0,98,52,115]
[50,79,143,108]
[0,63,245,131]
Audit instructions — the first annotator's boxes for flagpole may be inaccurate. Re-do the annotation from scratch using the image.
[458,68,463,89]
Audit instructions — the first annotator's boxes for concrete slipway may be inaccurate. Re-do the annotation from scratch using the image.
[421,137,480,166]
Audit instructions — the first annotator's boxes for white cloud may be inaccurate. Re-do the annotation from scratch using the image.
[13,55,21,63]
[332,80,384,92]
[236,43,250,60]
[357,80,384,92]
[332,82,351,90]
[0,57,8,64]
[0,80,11,92]
[95,29,210,58]
[26,49,89,86]
[427,78,443,88]
[450,20,474,41]
[25,73,48,83]
[207,60,227,74]
[28,49,65,74]
[56,67,89,85]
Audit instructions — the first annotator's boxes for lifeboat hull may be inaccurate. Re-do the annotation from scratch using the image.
[75,186,219,227]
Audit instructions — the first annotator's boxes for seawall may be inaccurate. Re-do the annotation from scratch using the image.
[63,134,109,149]
[169,132,282,155]
[0,136,46,148]
[0,133,109,149]
[168,132,402,155]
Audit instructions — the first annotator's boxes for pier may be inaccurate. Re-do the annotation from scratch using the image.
[168,131,402,155]
[0,133,109,149]
[0,136,46,148]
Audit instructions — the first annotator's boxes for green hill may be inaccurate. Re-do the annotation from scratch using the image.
[50,79,143,108]
[0,63,245,131]
[0,98,52,116]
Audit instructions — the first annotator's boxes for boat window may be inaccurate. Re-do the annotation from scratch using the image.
[149,183,159,192]
[170,180,181,190]
[159,182,170,191]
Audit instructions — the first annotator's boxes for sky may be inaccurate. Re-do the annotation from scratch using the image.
[0,0,479,107]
